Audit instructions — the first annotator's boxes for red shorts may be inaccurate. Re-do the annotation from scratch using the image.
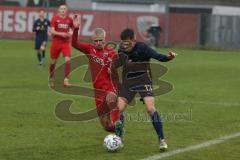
[50,41,71,59]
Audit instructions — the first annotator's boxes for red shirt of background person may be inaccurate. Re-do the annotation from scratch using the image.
[71,15,120,132]
[49,4,73,87]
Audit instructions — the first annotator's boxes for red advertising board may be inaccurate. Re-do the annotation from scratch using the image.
[0,6,199,46]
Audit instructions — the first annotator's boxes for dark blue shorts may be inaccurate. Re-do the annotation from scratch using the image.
[35,37,47,50]
[118,74,153,103]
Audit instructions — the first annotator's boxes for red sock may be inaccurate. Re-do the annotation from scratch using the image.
[49,63,55,79]
[110,109,120,123]
[104,123,115,132]
[65,61,71,79]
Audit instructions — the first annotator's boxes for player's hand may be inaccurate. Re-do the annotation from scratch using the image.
[168,51,177,60]
[48,31,51,36]
[36,26,40,31]
[73,15,81,29]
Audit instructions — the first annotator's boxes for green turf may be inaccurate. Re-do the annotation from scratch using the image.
[0,39,240,160]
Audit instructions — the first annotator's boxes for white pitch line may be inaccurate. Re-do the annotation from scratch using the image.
[143,131,240,160]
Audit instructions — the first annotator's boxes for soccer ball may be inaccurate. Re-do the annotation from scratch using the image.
[103,134,122,151]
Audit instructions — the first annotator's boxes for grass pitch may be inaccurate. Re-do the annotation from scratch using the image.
[0,40,240,160]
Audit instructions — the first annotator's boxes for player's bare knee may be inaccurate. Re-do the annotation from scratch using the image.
[64,56,70,62]
[143,96,155,114]
[106,92,117,108]
[146,106,156,114]
[118,97,128,113]
[50,59,57,64]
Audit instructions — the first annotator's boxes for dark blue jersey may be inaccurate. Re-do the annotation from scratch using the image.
[33,18,50,40]
[118,42,170,63]
[115,42,171,82]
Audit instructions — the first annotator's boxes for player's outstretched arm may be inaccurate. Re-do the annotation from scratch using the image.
[72,28,82,49]
[146,44,176,62]
[72,15,90,54]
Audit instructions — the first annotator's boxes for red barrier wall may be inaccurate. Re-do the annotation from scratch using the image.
[0,6,199,46]
[169,14,199,46]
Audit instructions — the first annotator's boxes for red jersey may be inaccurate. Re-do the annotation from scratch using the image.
[72,28,117,93]
[51,15,73,43]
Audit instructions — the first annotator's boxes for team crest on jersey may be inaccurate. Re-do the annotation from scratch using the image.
[92,55,104,65]
[103,52,108,58]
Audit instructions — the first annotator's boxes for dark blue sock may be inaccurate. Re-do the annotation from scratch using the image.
[42,51,45,59]
[150,111,165,140]
[37,52,42,63]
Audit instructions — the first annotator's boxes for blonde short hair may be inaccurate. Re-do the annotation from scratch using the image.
[92,28,106,40]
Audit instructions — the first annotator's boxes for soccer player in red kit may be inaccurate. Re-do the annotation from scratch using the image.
[49,5,73,86]
[72,16,120,132]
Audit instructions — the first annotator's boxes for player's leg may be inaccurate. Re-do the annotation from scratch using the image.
[40,41,47,62]
[63,56,71,86]
[35,39,43,66]
[117,97,128,113]
[114,97,129,139]
[106,92,119,123]
[97,92,120,132]
[96,101,115,132]
[37,49,43,66]
[99,114,115,132]
[49,58,57,87]
[62,43,71,86]
[143,96,167,151]
[115,87,135,138]
[49,42,61,86]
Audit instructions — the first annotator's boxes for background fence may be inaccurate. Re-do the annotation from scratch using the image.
[0,6,240,49]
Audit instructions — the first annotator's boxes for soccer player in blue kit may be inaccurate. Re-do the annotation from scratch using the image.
[114,28,176,151]
[32,9,50,66]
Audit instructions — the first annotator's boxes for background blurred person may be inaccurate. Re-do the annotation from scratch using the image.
[32,9,50,66]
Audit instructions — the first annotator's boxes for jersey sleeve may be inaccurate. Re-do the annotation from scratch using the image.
[144,43,170,62]
[72,28,91,54]
[113,52,127,68]
[32,20,37,32]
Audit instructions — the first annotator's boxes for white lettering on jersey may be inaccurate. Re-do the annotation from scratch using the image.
[57,23,69,29]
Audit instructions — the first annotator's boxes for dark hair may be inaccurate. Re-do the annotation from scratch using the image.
[120,28,135,40]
